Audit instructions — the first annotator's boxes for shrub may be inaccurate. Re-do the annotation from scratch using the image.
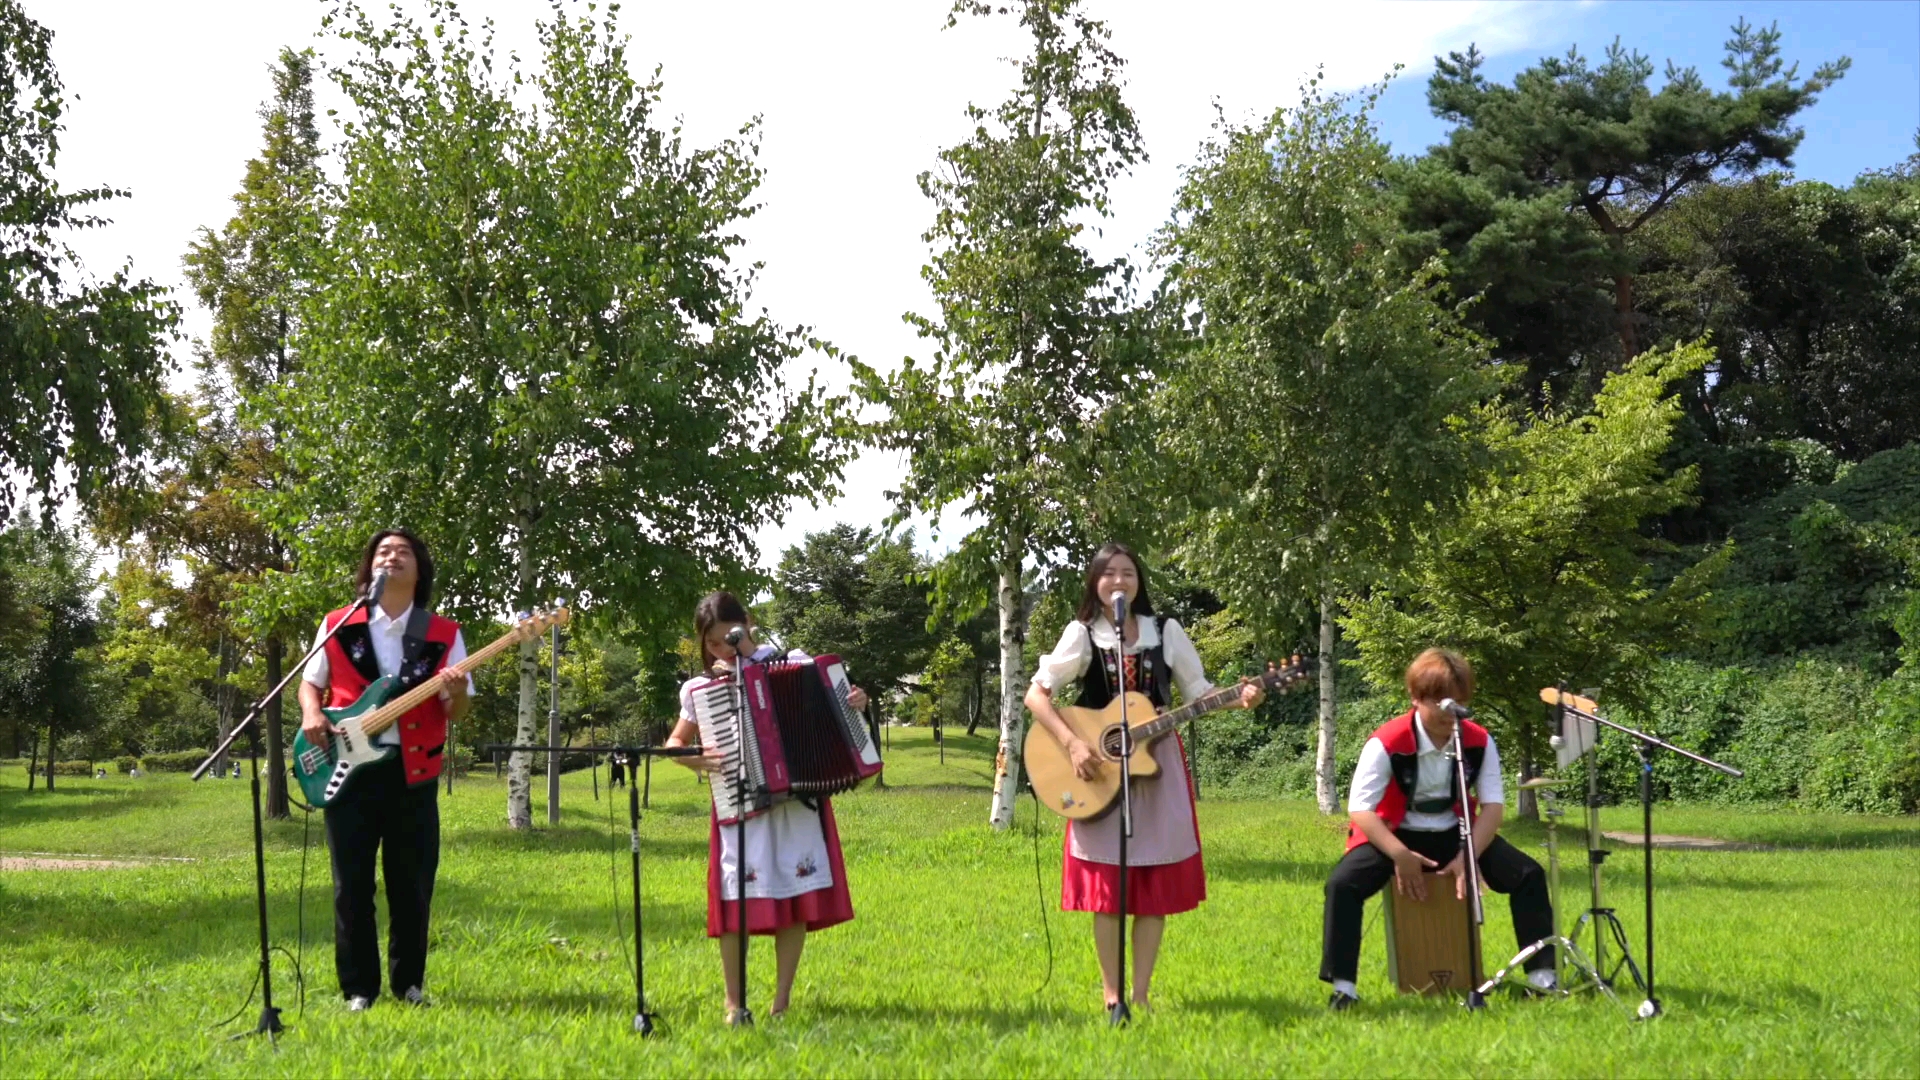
[113,756,140,773]
[52,760,96,776]
[143,750,212,772]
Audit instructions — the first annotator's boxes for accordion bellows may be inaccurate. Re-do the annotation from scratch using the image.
[688,654,883,824]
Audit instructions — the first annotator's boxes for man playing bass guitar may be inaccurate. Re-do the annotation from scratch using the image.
[298,529,471,1012]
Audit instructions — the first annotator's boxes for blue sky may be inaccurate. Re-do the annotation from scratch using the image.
[1371,1,1920,184]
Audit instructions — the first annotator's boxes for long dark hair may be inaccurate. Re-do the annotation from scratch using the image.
[694,590,752,671]
[356,529,434,609]
[1075,543,1155,624]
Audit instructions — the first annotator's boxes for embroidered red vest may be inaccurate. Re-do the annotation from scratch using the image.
[1344,708,1490,851]
[321,605,460,787]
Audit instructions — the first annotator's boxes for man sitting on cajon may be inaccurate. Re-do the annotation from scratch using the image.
[1319,648,1556,1010]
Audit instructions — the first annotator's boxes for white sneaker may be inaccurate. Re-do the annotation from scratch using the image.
[402,986,431,1008]
[346,995,373,1012]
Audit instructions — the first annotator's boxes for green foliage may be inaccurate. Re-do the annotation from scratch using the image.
[1707,444,1920,668]
[0,0,180,517]
[857,0,1152,608]
[766,526,935,714]
[1559,659,1918,814]
[138,749,211,773]
[1638,172,1920,466]
[0,522,111,775]
[90,556,221,757]
[1398,20,1849,397]
[1343,345,1726,769]
[1155,77,1495,644]
[254,0,849,636]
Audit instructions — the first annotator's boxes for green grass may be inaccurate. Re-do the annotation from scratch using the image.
[1,728,1916,1077]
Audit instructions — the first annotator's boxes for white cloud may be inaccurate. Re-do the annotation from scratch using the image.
[36,0,1564,572]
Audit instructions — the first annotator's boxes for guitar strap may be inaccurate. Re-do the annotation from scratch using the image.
[402,606,433,666]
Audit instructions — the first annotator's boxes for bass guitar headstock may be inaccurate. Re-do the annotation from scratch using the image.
[508,599,573,641]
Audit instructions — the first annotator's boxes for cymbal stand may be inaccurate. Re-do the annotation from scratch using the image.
[1476,784,1619,1007]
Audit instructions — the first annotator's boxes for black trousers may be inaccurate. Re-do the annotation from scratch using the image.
[324,754,441,1001]
[1320,827,1554,984]
[609,761,625,787]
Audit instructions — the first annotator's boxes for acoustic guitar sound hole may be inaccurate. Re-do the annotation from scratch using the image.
[1100,724,1127,760]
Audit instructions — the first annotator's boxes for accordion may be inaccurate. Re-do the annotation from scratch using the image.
[687,653,883,824]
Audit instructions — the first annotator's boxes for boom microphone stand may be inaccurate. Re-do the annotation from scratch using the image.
[1544,688,1742,1019]
[191,577,381,1041]
[1438,700,1488,1011]
[1107,592,1134,1028]
[484,741,700,1035]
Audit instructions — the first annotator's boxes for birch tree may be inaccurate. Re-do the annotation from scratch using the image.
[855,0,1150,829]
[256,1,848,828]
[1156,81,1494,813]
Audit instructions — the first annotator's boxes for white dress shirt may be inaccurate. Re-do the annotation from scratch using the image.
[303,605,472,747]
[1347,714,1504,831]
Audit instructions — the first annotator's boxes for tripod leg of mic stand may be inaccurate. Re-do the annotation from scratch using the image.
[239,727,284,1041]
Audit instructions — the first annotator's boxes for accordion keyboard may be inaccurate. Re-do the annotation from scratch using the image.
[690,676,771,824]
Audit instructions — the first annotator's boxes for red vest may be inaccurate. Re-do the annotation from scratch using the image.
[1344,708,1489,851]
[321,605,461,787]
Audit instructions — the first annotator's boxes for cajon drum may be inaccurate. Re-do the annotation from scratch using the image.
[1382,872,1481,995]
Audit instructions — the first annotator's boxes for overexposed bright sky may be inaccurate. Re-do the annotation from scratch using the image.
[39,0,1574,568]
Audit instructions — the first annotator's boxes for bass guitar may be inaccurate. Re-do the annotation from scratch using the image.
[1025,656,1312,820]
[292,605,569,807]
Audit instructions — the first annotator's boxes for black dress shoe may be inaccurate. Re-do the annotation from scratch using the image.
[1328,991,1359,1012]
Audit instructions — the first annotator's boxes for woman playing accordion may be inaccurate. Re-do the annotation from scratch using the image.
[663,590,869,1026]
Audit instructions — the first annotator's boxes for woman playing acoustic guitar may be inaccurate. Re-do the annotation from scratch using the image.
[1024,544,1263,1014]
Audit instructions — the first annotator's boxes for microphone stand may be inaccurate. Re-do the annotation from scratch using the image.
[1553,699,1742,1019]
[727,632,754,1028]
[191,584,379,1042]
[484,741,701,1035]
[1108,596,1133,1027]
[1443,706,1489,1011]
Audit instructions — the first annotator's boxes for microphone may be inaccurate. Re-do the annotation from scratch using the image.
[1439,697,1473,719]
[365,568,390,605]
[1110,590,1127,626]
[723,625,748,654]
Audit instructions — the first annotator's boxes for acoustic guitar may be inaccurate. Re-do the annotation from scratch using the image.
[1025,656,1312,820]
[291,604,569,807]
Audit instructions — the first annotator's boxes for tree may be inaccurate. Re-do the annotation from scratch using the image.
[0,521,107,789]
[766,526,935,715]
[259,2,850,829]
[1636,167,1920,474]
[91,555,221,758]
[96,48,323,815]
[1398,20,1848,402]
[0,0,179,516]
[855,0,1150,829]
[1342,344,1728,815]
[1155,79,1495,813]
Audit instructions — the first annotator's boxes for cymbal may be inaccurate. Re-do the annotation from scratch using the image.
[1518,777,1571,789]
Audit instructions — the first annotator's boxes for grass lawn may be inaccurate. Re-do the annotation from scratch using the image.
[1,727,1916,1077]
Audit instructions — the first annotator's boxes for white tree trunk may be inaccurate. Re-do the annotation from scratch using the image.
[1314,585,1340,815]
[506,538,538,829]
[987,543,1027,831]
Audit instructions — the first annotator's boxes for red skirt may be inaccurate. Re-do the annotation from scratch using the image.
[705,799,855,938]
[1060,736,1207,917]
